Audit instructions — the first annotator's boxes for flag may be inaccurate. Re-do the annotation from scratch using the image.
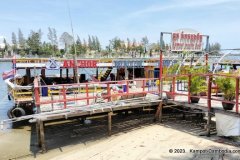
[12,55,16,69]
[2,69,16,80]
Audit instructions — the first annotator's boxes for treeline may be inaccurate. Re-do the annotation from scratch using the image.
[0,27,221,58]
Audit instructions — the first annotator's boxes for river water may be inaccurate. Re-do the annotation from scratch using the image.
[0,62,13,121]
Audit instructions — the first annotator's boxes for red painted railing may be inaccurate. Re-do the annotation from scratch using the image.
[162,73,240,113]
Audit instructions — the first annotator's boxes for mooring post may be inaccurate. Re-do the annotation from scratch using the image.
[108,112,113,136]
[159,50,163,99]
[172,76,176,101]
[36,120,40,147]
[235,77,239,113]
[188,74,191,104]
[39,120,46,152]
[155,101,163,122]
[107,83,111,102]
[206,112,212,137]
[207,75,212,137]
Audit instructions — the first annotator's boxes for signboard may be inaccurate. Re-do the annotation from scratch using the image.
[171,29,203,51]
[63,60,97,68]
[157,60,178,67]
[114,60,143,68]
[46,58,60,70]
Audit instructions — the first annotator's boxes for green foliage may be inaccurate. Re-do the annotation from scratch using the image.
[189,66,208,95]
[209,42,221,54]
[168,63,180,75]
[216,77,235,101]
[19,50,26,57]
[18,29,26,49]
[27,30,42,54]
[190,76,207,95]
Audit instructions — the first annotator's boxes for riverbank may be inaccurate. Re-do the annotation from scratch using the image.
[0,58,12,62]
[1,114,240,160]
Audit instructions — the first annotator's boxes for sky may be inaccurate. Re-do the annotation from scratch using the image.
[0,0,240,49]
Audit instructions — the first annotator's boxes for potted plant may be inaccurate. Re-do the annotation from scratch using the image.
[189,66,208,103]
[189,75,207,103]
[215,77,235,110]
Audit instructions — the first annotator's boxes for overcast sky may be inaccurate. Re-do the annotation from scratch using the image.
[0,0,239,49]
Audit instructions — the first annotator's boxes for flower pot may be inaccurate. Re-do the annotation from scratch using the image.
[200,92,207,96]
[190,97,200,103]
[222,102,234,110]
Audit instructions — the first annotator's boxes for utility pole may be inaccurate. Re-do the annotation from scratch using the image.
[67,0,79,83]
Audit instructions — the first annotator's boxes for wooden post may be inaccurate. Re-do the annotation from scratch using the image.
[26,68,31,85]
[207,75,212,137]
[107,83,111,102]
[207,75,212,110]
[159,50,163,99]
[86,83,89,105]
[36,120,40,147]
[34,78,41,113]
[206,112,212,137]
[143,80,145,92]
[39,119,46,152]
[62,86,67,109]
[155,101,163,122]
[172,76,176,101]
[60,68,62,81]
[108,112,113,136]
[188,75,191,104]
[205,53,208,67]
[236,78,239,113]
[66,68,69,80]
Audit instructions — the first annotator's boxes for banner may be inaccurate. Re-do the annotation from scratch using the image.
[114,60,144,68]
[63,60,97,68]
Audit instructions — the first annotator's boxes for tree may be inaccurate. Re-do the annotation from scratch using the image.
[92,36,96,51]
[209,42,221,54]
[95,36,101,52]
[75,36,83,55]
[18,29,26,49]
[110,37,121,52]
[88,35,93,50]
[141,36,149,57]
[12,32,17,52]
[27,30,42,54]
[47,27,58,53]
[126,38,131,52]
[60,32,73,54]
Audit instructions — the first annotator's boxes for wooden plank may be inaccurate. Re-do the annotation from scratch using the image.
[39,120,46,152]
[108,112,112,136]
[36,120,40,147]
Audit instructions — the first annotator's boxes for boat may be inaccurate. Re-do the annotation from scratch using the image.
[3,55,212,118]
[2,57,163,118]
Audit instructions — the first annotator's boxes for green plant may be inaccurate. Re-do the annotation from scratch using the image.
[189,66,208,95]
[190,76,207,95]
[215,77,235,101]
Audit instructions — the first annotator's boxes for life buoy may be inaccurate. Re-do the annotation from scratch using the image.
[8,107,26,118]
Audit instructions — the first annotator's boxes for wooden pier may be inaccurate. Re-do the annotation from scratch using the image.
[32,97,162,152]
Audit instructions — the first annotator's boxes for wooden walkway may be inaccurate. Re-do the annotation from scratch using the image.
[33,97,163,152]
